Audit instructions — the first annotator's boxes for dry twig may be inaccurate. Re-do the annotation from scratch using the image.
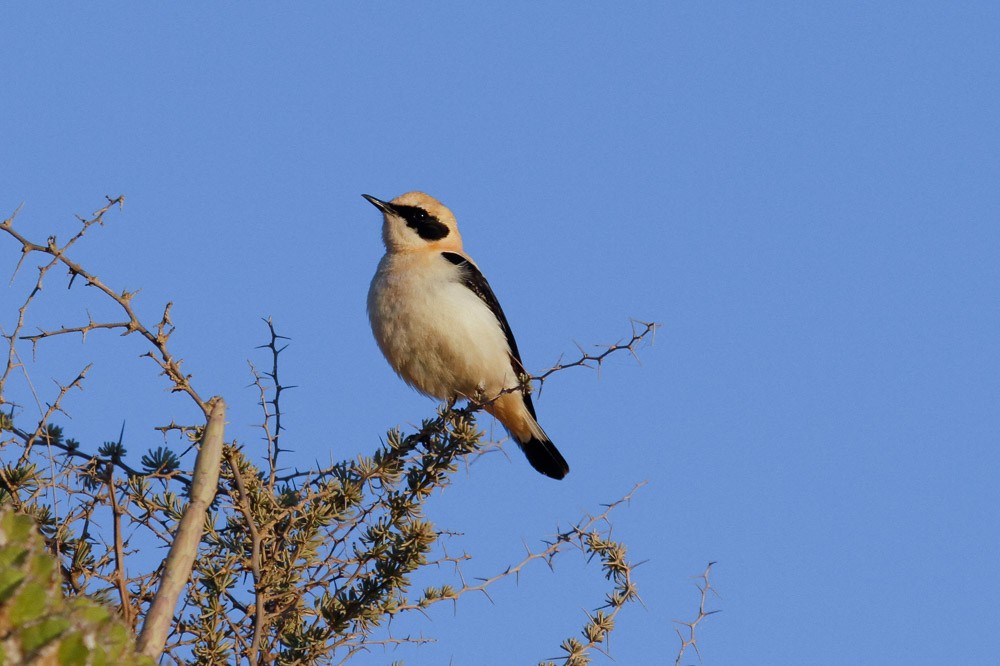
[673,562,721,666]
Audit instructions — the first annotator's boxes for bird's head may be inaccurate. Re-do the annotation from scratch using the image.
[363,192,464,253]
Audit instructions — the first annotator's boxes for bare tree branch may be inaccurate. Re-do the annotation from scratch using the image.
[674,562,721,666]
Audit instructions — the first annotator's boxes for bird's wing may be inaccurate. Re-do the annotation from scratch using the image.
[440,252,534,408]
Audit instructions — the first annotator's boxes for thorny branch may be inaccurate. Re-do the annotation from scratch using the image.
[475,318,657,418]
[1,197,120,407]
[15,364,91,466]
[673,562,721,666]
[225,446,267,666]
[107,461,134,629]
[399,482,645,615]
[536,319,657,386]
[249,316,292,491]
[2,198,226,664]
[1,195,208,414]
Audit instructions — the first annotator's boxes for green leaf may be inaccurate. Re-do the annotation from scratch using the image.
[0,568,26,602]
[1,511,35,544]
[57,632,90,665]
[30,549,56,583]
[90,644,110,666]
[140,446,180,474]
[21,616,69,653]
[9,581,49,624]
[103,623,130,657]
[70,598,109,624]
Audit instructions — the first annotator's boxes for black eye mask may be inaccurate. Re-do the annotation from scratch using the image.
[392,204,450,241]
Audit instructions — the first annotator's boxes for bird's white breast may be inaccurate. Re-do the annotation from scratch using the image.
[368,252,516,400]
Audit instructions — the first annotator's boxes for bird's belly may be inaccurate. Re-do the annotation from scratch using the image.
[369,275,514,400]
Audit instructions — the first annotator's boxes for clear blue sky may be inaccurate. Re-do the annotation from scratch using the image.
[3,4,999,664]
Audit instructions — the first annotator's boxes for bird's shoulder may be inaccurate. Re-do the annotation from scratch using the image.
[439,251,491,293]
[438,251,527,369]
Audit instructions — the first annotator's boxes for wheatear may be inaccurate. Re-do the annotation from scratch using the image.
[364,192,569,480]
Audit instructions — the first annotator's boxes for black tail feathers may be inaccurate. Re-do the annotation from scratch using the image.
[519,436,570,480]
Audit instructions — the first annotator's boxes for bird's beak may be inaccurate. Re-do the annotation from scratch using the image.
[362,194,394,216]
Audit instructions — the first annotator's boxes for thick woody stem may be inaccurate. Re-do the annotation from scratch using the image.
[137,396,226,659]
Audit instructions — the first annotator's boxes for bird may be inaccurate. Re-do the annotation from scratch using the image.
[363,191,569,480]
